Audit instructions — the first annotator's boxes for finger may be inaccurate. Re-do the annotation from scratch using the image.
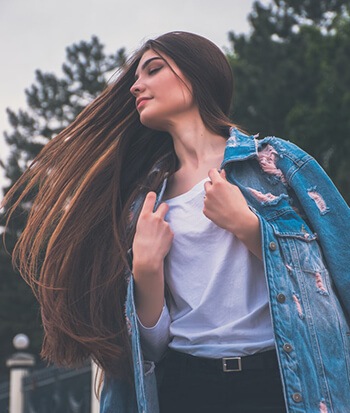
[220,169,227,180]
[155,202,169,219]
[140,192,157,216]
[204,180,212,194]
[208,168,221,183]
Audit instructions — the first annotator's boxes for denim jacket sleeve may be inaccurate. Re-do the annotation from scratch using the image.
[265,137,350,316]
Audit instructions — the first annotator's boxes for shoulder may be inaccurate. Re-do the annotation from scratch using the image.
[257,135,314,167]
[229,127,315,167]
[230,127,308,156]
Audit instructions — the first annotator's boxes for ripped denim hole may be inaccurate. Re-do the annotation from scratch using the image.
[248,187,289,206]
[319,399,328,413]
[292,293,304,319]
[285,263,293,272]
[315,272,329,296]
[258,144,287,184]
[307,187,330,215]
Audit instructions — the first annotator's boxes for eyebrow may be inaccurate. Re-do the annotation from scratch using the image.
[135,57,164,80]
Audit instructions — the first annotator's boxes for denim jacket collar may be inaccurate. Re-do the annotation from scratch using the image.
[221,128,258,167]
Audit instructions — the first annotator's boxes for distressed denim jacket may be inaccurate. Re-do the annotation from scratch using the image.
[100,128,350,413]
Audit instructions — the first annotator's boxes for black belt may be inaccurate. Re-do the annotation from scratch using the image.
[167,349,279,373]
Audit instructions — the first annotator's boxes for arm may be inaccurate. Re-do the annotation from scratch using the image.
[133,262,166,328]
[136,301,171,362]
[273,138,350,314]
[132,191,173,359]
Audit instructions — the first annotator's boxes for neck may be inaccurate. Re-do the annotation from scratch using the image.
[166,112,227,171]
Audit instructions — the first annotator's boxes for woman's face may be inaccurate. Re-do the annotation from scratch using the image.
[130,49,195,131]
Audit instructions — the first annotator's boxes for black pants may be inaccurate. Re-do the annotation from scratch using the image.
[158,350,287,413]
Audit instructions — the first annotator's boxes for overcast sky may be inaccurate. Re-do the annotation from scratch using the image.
[0,0,267,185]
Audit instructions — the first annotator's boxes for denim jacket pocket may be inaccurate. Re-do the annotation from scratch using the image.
[268,208,316,241]
[267,208,327,273]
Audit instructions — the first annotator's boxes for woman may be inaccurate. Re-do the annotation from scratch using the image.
[3,32,350,413]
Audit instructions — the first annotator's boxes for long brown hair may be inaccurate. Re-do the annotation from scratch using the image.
[2,31,236,379]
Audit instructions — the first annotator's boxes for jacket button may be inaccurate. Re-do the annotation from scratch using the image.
[292,393,302,403]
[269,241,277,251]
[277,293,286,303]
[283,343,293,353]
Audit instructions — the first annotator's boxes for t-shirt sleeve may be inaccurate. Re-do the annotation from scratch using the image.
[136,302,171,362]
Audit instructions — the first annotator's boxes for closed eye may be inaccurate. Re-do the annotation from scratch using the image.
[148,66,162,75]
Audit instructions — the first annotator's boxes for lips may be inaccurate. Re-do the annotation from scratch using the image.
[136,97,152,109]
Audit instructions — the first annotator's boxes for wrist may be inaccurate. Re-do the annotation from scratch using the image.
[228,210,260,241]
[132,256,164,275]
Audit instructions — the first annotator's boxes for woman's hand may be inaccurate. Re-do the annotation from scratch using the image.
[203,168,262,259]
[132,191,173,327]
[133,191,174,273]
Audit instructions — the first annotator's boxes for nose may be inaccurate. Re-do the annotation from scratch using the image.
[130,79,145,96]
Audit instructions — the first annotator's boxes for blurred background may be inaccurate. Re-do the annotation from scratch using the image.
[1,0,349,411]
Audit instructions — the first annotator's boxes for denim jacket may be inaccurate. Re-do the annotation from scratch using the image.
[100,128,350,413]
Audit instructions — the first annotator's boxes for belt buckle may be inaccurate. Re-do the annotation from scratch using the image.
[222,357,242,372]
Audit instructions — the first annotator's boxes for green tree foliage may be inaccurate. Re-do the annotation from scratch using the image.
[228,0,350,202]
[0,36,126,380]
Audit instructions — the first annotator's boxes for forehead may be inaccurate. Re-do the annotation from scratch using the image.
[135,49,177,77]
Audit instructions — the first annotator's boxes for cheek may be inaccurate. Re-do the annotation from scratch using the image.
[160,74,193,107]
[170,78,193,101]
[165,86,194,112]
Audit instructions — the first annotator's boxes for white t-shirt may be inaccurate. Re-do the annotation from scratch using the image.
[137,178,275,361]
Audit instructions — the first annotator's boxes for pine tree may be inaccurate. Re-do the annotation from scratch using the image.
[0,36,126,379]
[228,0,350,202]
